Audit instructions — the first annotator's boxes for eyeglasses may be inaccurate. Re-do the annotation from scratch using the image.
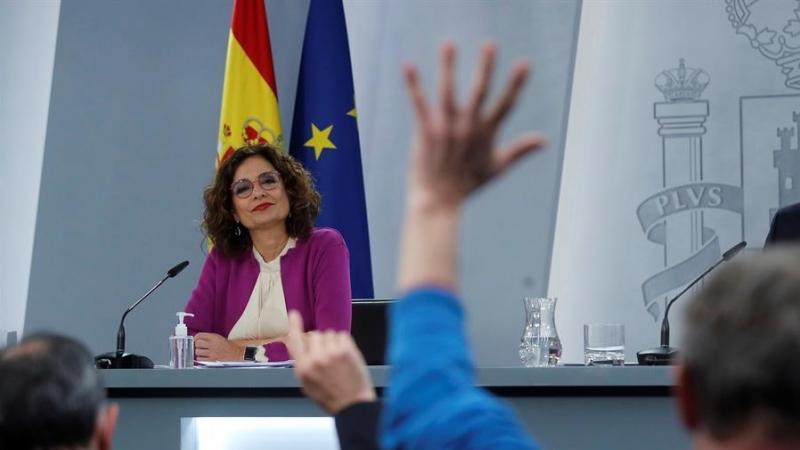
[230,171,281,198]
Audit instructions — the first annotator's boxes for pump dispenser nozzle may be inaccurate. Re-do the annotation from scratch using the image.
[174,312,194,337]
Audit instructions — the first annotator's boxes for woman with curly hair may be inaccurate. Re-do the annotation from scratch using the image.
[184,143,352,362]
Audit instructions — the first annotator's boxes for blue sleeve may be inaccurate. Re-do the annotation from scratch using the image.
[380,287,541,450]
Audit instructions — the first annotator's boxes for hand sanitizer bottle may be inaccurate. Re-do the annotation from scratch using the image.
[170,312,195,369]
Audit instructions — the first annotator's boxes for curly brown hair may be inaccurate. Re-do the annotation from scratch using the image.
[202,143,321,257]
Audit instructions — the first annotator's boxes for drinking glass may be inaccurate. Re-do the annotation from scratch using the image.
[583,324,624,366]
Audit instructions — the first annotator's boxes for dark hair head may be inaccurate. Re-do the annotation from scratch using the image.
[680,246,800,443]
[202,143,321,256]
[0,333,107,450]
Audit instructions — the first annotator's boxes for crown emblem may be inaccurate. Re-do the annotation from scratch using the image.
[242,118,278,146]
[655,59,710,103]
[726,0,800,90]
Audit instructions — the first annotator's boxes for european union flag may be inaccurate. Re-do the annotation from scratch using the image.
[289,0,374,299]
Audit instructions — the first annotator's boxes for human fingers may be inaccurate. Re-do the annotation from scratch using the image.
[487,60,530,127]
[346,335,369,368]
[321,330,339,355]
[337,334,376,401]
[337,334,370,376]
[285,310,307,361]
[438,41,458,119]
[493,133,547,175]
[334,331,351,350]
[306,331,325,361]
[404,64,430,128]
[466,42,496,116]
[194,334,212,349]
[195,332,223,344]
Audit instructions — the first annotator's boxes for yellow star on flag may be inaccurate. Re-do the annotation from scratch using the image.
[347,98,357,118]
[304,123,336,160]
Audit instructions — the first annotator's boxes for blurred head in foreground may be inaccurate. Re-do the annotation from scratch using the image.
[0,333,118,450]
[677,246,800,449]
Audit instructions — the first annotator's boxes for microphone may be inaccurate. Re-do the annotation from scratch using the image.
[95,260,190,369]
[637,241,746,366]
[167,260,190,278]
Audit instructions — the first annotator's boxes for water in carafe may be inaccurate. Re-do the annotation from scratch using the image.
[519,297,562,367]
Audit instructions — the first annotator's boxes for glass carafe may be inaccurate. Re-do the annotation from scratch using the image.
[519,297,562,367]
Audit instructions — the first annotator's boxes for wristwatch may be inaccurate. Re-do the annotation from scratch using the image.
[243,346,257,362]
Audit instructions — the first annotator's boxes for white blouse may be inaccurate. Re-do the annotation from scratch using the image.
[227,238,296,361]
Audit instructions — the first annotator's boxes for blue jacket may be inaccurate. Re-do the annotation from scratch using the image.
[380,287,541,450]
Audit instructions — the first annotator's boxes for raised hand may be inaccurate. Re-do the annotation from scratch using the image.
[404,41,546,212]
[398,42,547,291]
[285,310,376,415]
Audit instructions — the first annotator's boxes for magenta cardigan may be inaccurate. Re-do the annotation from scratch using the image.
[184,227,352,361]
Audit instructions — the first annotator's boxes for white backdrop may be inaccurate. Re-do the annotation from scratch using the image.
[0,0,61,337]
[550,0,799,363]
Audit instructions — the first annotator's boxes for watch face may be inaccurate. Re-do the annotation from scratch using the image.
[244,346,257,361]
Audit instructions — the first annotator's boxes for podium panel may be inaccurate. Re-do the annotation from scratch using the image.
[103,366,689,450]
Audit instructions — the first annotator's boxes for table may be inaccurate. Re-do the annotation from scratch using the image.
[103,366,689,450]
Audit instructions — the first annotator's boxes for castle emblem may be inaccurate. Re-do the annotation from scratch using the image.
[772,113,800,216]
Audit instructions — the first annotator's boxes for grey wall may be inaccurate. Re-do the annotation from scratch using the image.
[24,0,581,366]
[26,0,247,362]
[347,1,581,365]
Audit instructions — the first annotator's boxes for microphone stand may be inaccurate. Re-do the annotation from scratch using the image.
[637,241,746,366]
[96,260,189,369]
[113,277,170,368]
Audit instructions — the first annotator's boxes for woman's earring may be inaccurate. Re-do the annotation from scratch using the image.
[235,221,242,236]
[288,211,293,220]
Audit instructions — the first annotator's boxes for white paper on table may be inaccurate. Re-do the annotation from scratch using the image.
[195,360,294,369]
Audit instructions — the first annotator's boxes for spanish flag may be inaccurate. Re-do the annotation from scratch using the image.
[218,0,282,164]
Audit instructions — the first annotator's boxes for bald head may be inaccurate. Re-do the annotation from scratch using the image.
[0,333,109,450]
